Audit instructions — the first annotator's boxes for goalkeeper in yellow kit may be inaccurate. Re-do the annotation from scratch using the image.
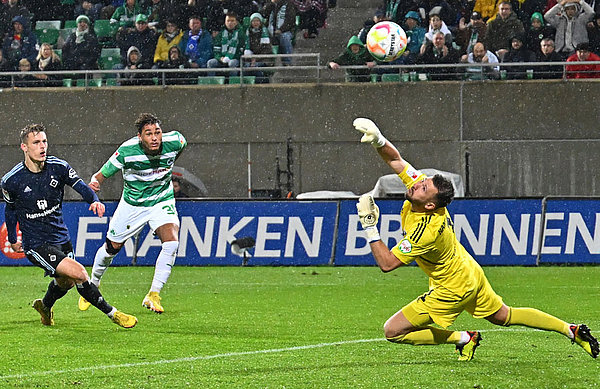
[353,117,598,361]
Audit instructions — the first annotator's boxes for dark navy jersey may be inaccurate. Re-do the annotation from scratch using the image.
[1,156,92,251]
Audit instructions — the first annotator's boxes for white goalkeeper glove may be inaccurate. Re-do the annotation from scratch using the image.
[353,117,387,148]
[356,194,381,242]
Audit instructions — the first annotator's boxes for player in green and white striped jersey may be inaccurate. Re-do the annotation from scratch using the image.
[78,113,187,314]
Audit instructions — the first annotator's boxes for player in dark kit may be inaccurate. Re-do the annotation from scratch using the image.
[1,124,137,328]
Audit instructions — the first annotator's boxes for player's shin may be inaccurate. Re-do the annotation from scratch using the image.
[150,241,178,293]
[42,279,70,308]
[503,307,571,337]
[90,243,117,286]
[76,280,115,315]
[387,327,462,345]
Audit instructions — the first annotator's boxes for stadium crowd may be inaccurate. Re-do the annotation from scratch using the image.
[0,0,334,86]
[330,0,600,81]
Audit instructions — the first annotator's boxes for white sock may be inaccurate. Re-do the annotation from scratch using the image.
[91,244,115,286]
[107,307,117,318]
[150,241,178,293]
[458,331,471,346]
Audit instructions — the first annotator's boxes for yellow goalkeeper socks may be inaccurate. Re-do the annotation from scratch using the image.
[387,326,462,345]
[503,307,571,337]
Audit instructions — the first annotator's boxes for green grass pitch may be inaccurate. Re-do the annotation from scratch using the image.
[0,266,598,388]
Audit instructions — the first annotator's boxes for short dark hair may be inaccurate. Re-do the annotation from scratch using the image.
[135,113,161,133]
[225,11,238,20]
[432,174,454,208]
[20,123,46,143]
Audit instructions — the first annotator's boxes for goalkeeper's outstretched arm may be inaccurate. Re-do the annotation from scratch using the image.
[353,117,409,175]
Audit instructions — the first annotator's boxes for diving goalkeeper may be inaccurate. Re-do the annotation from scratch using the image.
[353,117,598,361]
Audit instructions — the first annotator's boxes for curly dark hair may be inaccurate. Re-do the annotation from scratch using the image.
[432,174,455,208]
[135,113,161,133]
[20,124,46,143]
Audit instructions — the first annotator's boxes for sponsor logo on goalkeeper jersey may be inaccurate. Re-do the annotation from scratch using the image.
[398,239,412,253]
[406,166,420,180]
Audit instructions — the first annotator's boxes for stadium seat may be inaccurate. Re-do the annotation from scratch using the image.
[35,20,61,30]
[381,74,401,82]
[229,76,256,85]
[35,28,60,45]
[54,49,62,60]
[99,48,121,71]
[105,78,118,86]
[64,20,77,29]
[76,78,102,87]
[197,76,225,85]
[94,20,118,47]
[62,78,72,87]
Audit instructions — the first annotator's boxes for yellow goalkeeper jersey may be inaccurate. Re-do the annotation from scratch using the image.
[391,164,481,300]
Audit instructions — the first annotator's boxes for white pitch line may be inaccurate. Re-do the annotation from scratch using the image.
[0,328,540,380]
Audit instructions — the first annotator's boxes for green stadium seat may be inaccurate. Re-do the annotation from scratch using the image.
[62,78,72,87]
[94,19,118,46]
[105,78,118,86]
[271,45,279,54]
[381,73,401,82]
[54,49,62,60]
[64,20,77,29]
[76,78,102,87]
[35,20,61,30]
[229,76,256,85]
[99,48,121,71]
[197,76,225,85]
[61,0,75,4]
[35,28,60,45]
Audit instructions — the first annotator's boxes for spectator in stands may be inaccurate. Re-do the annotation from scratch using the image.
[358,10,386,44]
[178,15,213,68]
[74,1,105,22]
[25,0,62,23]
[119,45,155,85]
[421,11,453,54]
[519,0,548,26]
[384,0,418,26]
[327,35,375,82]
[461,41,500,79]
[2,16,37,70]
[33,43,63,87]
[566,41,600,77]
[206,0,254,35]
[14,58,42,87]
[62,15,101,71]
[416,31,460,80]
[456,11,488,56]
[146,0,176,30]
[486,1,525,60]
[244,12,274,83]
[0,48,12,87]
[535,37,564,78]
[153,19,183,67]
[525,12,555,54]
[1,0,31,38]
[111,0,148,30]
[180,0,209,29]
[545,0,594,59]
[118,14,158,69]
[502,33,536,78]
[160,45,192,84]
[172,177,189,198]
[587,13,600,55]
[263,0,297,65]
[100,0,126,21]
[207,11,245,75]
[402,11,426,64]
[293,0,328,39]
[418,2,457,28]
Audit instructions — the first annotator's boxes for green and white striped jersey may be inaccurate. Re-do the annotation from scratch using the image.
[101,131,187,207]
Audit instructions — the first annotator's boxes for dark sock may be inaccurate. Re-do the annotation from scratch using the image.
[42,279,69,308]
[76,280,114,315]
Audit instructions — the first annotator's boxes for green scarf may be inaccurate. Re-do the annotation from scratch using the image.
[220,27,242,60]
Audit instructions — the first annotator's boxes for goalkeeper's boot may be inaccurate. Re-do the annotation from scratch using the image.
[78,296,91,311]
[570,324,599,358]
[111,311,138,328]
[456,331,481,361]
[32,299,54,326]
[142,292,164,314]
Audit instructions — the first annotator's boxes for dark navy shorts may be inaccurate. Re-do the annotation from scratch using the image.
[25,242,74,277]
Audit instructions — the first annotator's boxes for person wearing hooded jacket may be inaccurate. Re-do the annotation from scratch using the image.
[501,33,536,79]
[243,12,274,83]
[119,45,155,85]
[328,35,375,82]
[545,0,594,58]
[2,16,37,70]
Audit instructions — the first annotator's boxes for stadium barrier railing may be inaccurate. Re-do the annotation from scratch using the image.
[1,57,600,88]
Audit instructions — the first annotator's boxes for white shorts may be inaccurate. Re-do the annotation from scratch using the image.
[107,199,179,243]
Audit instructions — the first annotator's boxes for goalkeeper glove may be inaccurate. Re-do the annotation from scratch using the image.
[353,117,387,148]
[356,194,381,242]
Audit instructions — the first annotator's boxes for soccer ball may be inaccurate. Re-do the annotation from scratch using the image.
[366,21,408,62]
